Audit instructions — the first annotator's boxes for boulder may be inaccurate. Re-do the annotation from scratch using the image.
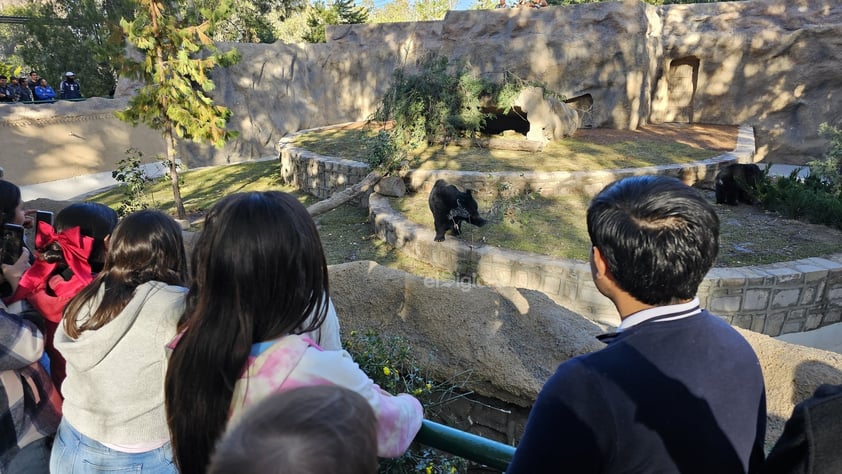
[329,260,842,447]
[513,87,578,142]
[329,260,605,406]
[373,176,407,197]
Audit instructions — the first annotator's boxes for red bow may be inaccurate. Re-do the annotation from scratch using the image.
[7,222,95,309]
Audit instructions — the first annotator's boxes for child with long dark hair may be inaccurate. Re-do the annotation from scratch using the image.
[165,191,423,473]
[50,210,188,473]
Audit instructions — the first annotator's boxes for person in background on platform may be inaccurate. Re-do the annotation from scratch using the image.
[507,175,767,474]
[15,76,32,102]
[0,75,14,103]
[33,79,56,103]
[59,72,82,100]
[26,71,39,97]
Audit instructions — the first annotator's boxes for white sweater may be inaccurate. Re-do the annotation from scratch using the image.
[55,281,187,444]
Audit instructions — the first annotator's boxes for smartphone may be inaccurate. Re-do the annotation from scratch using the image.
[1,223,24,265]
[35,210,54,229]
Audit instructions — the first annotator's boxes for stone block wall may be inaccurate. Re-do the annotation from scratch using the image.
[369,192,842,336]
[278,132,371,202]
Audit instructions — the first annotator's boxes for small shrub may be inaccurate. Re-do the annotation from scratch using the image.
[345,329,471,473]
[111,148,156,216]
[756,123,842,230]
[365,130,407,173]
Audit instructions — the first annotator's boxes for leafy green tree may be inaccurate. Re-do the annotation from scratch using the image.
[369,0,448,22]
[12,0,134,98]
[303,0,368,43]
[117,0,240,219]
[413,0,450,20]
[182,0,308,43]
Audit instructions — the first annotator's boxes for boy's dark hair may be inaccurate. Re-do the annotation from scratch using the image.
[208,385,379,474]
[586,175,719,306]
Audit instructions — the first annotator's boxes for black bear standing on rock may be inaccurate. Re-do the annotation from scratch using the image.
[715,163,763,205]
[428,179,487,242]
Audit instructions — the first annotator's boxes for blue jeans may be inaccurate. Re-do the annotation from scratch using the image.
[50,419,176,473]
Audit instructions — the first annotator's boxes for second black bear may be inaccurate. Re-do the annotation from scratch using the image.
[428,179,487,242]
[715,163,763,205]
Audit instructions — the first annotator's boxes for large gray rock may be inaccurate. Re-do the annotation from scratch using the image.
[329,260,605,406]
[329,260,842,447]
[514,87,578,141]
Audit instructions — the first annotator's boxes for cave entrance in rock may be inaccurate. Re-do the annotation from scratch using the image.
[480,106,530,136]
[565,94,594,128]
[666,57,699,123]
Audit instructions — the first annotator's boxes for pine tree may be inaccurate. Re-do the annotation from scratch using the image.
[336,0,369,24]
[303,0,368,43]
[116,0,240,219]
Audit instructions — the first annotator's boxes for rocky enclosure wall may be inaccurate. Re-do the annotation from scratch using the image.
[3,0,840,186]
[210,0,840,166]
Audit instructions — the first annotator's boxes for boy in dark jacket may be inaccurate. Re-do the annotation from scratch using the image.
[508,176,767,474]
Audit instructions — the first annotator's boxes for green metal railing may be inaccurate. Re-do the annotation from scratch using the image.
[415,420,515,472]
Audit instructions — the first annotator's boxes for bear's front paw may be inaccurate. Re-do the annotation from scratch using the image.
[434,235,445,242]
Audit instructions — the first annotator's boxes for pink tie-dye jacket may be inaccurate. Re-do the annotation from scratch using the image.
[228,334,423,458]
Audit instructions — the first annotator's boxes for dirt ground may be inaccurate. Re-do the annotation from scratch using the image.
[573,123,739,151]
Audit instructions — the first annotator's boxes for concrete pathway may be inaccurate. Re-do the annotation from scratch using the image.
[777,324,842,355]
[20,162,168,202]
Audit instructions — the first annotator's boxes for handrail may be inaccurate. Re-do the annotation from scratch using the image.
[414,420,515,472]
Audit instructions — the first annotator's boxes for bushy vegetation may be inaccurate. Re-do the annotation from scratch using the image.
[757,123,842,230]
[371,53,561,153]
[345,330,471,473]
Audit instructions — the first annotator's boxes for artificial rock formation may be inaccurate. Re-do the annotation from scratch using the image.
[513,87,578,142]
[4,0,841,187]
[329,260,842,448]
[119,0,841,167]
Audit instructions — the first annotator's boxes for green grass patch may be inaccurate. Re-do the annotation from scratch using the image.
[290,126,721,172]
[94,160,288,216]
[391,189,842,267]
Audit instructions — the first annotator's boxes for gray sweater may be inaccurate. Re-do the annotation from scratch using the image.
[55,281,187,444]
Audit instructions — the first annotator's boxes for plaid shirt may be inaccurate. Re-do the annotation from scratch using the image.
[0,308,61,470]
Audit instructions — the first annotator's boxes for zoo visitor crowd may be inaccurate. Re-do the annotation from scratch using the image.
[0,70,82,104]
[0,170,840,473]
